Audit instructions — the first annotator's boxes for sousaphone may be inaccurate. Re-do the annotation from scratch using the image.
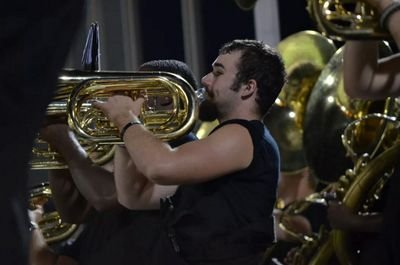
[302,43,396,183]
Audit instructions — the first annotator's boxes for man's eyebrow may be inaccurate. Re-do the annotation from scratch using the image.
[212,62,225,69]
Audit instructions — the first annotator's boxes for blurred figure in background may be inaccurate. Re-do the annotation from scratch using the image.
[0,2,85,264]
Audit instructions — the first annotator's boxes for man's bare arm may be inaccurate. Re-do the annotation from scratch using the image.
[121,123,253,185]
[40,124,119,222]
[113,146,177,210]
[344,0,400,99]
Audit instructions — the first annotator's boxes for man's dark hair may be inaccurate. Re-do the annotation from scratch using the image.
[219,39,286,116]
[139,59,198,90]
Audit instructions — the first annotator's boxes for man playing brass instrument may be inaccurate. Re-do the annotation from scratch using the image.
[31,39,286,265]
[92,39,285,265]
[29,59,198,265]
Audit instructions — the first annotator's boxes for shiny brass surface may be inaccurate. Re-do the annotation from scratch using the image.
[195,120,219,140]
[29,182,79,244]
[342,113,400,162]
[61,70,197,142]
[302,45,397,183]
[31,69,198,169]
[307,0,390,40]
[277,30,337,127]
[264,30,336,173]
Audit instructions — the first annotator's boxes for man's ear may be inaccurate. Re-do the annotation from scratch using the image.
[241,79,257,99]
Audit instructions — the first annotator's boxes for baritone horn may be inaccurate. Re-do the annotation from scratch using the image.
[31,69,199,169]
[307,0,390,40]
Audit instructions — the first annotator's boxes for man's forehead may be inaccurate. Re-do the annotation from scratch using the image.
[212,51,241,70]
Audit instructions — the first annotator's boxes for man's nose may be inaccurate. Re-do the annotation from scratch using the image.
[201,73,211,87]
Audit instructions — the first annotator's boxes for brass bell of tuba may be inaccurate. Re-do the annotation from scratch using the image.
[306,0,390,40]
[264,30,337,173]
[31,69,199,169]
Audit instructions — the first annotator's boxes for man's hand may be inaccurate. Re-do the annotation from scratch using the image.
[93,96,145,129]
[284,246,305,265]
[39,124,71,151]
[28,206,44,225]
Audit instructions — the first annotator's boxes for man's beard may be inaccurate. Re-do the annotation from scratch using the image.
[198,99,218,121]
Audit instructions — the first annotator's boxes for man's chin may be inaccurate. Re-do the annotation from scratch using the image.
[198,100,218,122]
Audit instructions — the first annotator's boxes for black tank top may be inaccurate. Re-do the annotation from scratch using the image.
[163,119,280,261]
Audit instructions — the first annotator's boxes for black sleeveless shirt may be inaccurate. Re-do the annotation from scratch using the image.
[162,119,280,262]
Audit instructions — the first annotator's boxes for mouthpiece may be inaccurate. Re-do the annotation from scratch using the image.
[196,87,207,103]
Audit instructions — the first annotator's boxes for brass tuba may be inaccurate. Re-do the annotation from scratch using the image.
[306,0,390,40]
[303,44,396,183]
[278,113,399,264]
[31,69,199,169]
[331,113,400,265]
[274,114,400,265]
[270,40,399,264]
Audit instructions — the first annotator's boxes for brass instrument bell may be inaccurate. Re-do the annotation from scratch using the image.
[264,30,337,173]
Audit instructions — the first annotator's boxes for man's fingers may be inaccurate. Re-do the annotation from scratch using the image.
[92,100,106,109]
